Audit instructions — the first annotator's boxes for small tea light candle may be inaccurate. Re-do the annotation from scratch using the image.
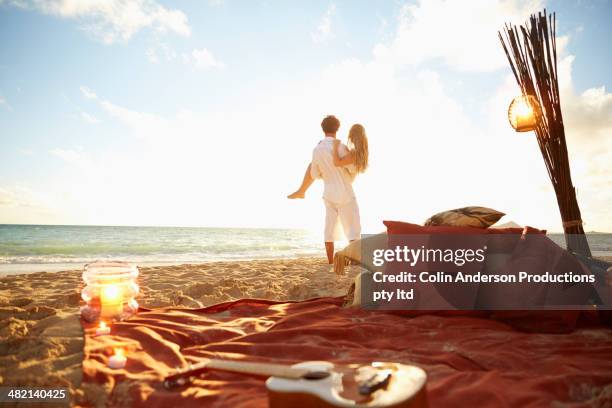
[95,321,110,336]
[108,348,127,369]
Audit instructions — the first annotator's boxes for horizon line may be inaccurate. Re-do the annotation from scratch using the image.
[0,223,608,234]
[0,222,312,231]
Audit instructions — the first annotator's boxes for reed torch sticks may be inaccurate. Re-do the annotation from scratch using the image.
[498,9,591,257]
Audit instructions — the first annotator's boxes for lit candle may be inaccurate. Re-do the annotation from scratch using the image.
[100,284,123,320]
[108,348,127,369]
[95,321,111,336]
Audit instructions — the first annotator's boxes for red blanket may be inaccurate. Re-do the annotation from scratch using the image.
[83,297,612,407]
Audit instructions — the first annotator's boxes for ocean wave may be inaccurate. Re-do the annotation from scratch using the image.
[4,225,606,267]
[0,249,323,265]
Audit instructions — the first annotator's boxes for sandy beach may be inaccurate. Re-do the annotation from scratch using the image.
[0,257,361,403]
[1,254,610,405]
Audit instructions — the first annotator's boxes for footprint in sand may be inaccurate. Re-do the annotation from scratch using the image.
[177,295,204,308]
[0,306,55,321]
[0,317,29,338]
[147,283,177,290]
[27,306,57,320]
[0,307,26,320]
[184,283,215,298]
[288,284,310,300]
[0,297,33,308]
[224,286,244,298]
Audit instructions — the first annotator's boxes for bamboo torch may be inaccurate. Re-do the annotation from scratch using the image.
[499,9,591,257]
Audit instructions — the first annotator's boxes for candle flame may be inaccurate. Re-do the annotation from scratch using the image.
[101,285,122,303]
[99,321,107,329]
[114,348,125,357]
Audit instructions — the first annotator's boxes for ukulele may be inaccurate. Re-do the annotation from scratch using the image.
[164,359,428,408]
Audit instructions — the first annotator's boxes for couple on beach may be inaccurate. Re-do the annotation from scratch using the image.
[288,115,369,264]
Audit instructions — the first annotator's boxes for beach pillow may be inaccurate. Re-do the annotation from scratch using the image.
[382,221,546,279]
[333,232,387,275]
[384,220,494,235]
[424,206,505,228]
[486,238,584,332]
[482,226,546,274]
[383,221,491,309]
[382,222,549,310]
[344,270,372,307]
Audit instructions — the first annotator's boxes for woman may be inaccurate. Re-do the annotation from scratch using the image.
[332,123,369,177]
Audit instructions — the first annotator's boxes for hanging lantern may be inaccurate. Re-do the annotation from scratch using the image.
[508,95,540,132]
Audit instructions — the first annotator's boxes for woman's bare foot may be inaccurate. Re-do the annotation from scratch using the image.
[287,190,305,199]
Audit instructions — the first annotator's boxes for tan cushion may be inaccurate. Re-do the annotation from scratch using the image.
[424,206,505,228]
[333,232,387,275]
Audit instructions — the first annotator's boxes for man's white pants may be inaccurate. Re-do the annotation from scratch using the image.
[324,198,361,242]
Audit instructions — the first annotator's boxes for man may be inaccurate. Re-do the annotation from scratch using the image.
[288,115,361,264]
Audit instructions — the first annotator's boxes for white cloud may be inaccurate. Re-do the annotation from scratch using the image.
[0,187,18,207]
[80,111,99,124]
[18,148,34,156]
[556,56,612,232]
[146,42,177,64]
[374,0,542,72]
[146,47,159,63]
[0,185,47,210]
[560,56,612,142]
[80,86,98,100]
[311,3,336,44]
[50,148,93,169]
[5,0,191,44]
[187,48,225,70]
[83,90,171,139]
[0,185,59,223]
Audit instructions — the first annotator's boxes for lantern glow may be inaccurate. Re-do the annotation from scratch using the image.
[101,285,122,302]
[100,284,123,320]
[508,95,539,132]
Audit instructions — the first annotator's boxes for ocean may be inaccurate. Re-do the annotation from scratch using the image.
[0,224,610,275]
[0,224,323,275]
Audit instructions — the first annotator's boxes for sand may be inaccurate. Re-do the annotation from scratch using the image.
[1,255,609,405]
[0,257,361,404]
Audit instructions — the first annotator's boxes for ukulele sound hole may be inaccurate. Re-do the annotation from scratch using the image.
[302,371,331,380]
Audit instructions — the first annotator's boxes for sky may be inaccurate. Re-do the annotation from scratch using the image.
[0,0,610,233]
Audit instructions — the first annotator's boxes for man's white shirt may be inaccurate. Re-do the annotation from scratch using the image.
[310,137,356,205]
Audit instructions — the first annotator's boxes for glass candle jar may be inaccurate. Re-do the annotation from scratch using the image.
[80,261,139,323]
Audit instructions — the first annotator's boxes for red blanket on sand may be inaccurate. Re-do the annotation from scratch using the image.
[82,297,612,407]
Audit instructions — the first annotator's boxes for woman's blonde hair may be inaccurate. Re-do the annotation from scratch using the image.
[348,124,369,173]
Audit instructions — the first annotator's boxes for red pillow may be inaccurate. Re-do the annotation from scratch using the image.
[383,220,490,235]
[383,220,546,236]
[486,226,546,253]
